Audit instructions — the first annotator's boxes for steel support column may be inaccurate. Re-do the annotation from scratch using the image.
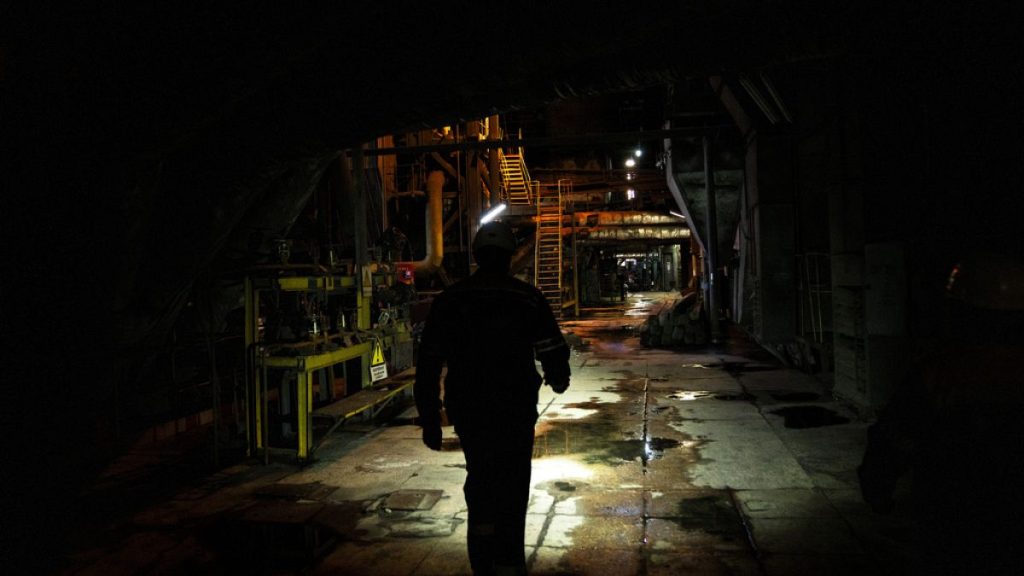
[704,135,722,343]
[353,147,371,330]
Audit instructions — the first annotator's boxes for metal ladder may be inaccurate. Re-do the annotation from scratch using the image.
[534,183,563,317]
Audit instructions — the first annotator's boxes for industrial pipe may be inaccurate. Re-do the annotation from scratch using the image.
[403,170,445,274]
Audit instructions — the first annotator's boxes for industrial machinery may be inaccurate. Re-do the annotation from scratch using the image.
[243,259,415,463]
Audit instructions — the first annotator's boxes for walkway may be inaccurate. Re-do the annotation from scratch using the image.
[65,293,913,575]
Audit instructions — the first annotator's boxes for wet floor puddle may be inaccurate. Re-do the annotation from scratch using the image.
[535,479,585,499]
[666,390,756,402]
[667,391,714,401]
[669,494,745,538]
[713,392,757,401]
[769,405,850,428]
[680,362,778,373]
[534,417,682,465]
[720,362,778,374]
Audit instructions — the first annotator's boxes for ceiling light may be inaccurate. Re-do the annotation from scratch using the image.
[634,148,643,158]
[480,203,507,224]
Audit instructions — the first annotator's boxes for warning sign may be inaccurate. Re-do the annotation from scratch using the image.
[370,340,388,382]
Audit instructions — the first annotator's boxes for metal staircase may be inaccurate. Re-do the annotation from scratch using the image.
[534,183,563,318]
[498,149,533,205]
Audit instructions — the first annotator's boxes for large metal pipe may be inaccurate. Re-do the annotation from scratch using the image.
[409,170,445,274]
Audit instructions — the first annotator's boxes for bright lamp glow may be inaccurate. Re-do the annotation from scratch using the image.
[624,158,636,168]
[480,203,507,224]
[627,188,636,200]
[634,148,643,157]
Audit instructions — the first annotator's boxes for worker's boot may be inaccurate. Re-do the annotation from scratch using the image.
[467,522,496,575]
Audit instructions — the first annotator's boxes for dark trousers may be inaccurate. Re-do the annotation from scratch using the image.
[455,423,535,575]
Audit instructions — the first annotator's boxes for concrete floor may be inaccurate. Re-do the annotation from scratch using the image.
[64,293,919,575]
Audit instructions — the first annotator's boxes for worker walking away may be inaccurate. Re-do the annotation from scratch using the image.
[415,221,571,576]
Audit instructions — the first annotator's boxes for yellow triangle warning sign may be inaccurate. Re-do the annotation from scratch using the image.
[371,341,385,366]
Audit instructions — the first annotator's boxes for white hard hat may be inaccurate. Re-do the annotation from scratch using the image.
[472,221,517,254]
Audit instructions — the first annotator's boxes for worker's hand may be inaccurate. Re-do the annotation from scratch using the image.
[422,424,442,451]
[547,377,570,394]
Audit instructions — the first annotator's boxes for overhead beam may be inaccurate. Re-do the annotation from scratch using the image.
[351,126,732,156]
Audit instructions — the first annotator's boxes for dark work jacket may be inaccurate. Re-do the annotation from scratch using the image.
[414,269,570,430]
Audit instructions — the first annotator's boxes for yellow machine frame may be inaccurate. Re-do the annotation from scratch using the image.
[244,273,375,463]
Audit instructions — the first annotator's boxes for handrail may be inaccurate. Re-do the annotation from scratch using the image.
[496,147,535,205]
